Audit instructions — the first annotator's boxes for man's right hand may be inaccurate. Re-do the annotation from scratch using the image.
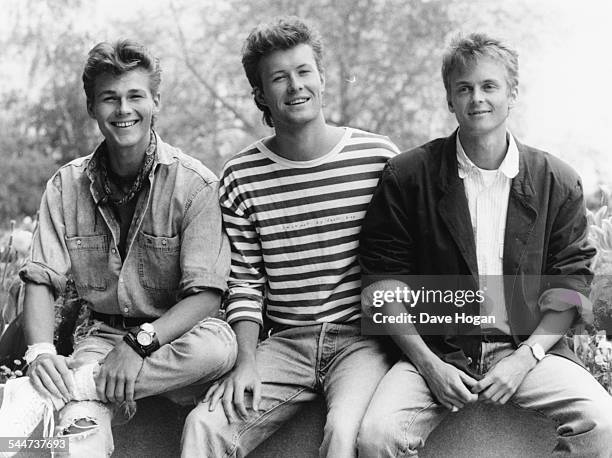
[203,356,261,423]
[420,359,478,411]
[28,353,75,402]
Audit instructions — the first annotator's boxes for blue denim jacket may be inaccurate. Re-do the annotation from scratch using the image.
[20,133,230,318]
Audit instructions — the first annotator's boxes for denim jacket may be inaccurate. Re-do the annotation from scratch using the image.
[20,133,230,318]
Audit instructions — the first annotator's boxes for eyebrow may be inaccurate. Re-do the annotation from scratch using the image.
[268,63,313,77]
[453,78,501,86]
[95,88,147,97]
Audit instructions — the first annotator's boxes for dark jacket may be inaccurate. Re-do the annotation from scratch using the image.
[360,132,595,374]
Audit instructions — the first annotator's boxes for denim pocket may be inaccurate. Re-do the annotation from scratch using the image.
[66,234,109,291]
[137,231,181,291]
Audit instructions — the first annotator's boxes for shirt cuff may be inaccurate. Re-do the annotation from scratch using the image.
[178,273,228,300]
[225,299,263,327]
[19,262,66,299]
[538,288,593,325]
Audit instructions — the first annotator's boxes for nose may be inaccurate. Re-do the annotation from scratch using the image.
[471,87,485,103]
[116,97,132,115]
[287,73,303,93]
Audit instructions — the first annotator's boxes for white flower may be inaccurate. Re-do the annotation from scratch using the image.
[11,230,32,255]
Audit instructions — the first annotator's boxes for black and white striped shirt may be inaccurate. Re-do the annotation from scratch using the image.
[220,127,399,326]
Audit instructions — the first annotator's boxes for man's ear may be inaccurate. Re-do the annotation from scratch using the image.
[152,91,161,113]
[508,86,518,109]
[253,87,266,106]
[447,97,455,113]
[87,100,95,119]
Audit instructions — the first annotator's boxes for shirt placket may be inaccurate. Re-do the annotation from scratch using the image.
[116,172,155,316]
[475,174,489,307]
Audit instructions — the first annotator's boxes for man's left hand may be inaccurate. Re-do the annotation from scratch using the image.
[96,341,144,403]
[471,351,536,405]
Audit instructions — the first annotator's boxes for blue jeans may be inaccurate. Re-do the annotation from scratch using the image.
[357,342,612,457]
[181,322,395,458]
[58,317,237,457]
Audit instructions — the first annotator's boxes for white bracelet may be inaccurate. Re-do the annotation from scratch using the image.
[24,342,57,364]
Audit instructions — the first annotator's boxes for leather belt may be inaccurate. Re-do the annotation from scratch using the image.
[91,311,148,329]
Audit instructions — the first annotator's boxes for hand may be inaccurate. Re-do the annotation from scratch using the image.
[28,353,75,402]
[471,350,535,405]
[420,360,478,411]
[96,341,144,403]
[203,356,261,423]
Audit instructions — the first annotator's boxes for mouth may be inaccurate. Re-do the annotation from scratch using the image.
[468,110,491,116]
[285,97,310,106]
[111,120,139,128]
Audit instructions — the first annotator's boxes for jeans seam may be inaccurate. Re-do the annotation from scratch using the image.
[224,387,311,458]
[397,400,438,456]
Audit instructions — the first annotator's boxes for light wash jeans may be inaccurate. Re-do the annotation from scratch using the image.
[58,317,237,458]
[357,342,612,457]
[181,322,395,458]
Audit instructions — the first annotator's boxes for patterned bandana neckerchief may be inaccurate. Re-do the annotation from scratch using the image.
[99,131,157,207]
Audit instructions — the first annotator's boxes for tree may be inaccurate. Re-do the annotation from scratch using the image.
[0,0,539,220]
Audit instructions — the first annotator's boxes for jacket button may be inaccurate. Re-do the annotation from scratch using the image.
[162,240,167,246]
[467,357,473,365]
[77,240,82,246]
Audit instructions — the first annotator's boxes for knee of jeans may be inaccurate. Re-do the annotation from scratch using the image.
[58,401,114,456]
[189,320,237,373]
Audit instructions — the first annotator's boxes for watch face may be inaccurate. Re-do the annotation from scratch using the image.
[137,331,153,346]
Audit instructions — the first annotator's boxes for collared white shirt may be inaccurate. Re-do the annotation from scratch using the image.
[456,132,519,334]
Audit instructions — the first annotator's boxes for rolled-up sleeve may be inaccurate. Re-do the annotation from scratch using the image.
[177,179,230,299]
[19,174,71,298]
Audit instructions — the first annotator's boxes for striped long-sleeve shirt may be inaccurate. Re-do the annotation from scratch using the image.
[220,127,399,327]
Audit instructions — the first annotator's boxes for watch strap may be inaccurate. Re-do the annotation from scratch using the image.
[123,328,160,357]
[123,332,148,358]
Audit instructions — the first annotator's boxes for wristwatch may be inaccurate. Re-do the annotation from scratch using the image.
[124,323,160,357]
[136,323,156,346]
[519,342,545,362]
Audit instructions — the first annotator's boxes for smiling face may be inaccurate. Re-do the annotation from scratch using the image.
[87,69,160,158]
[255,43,325,130]
[447,56,517,138]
